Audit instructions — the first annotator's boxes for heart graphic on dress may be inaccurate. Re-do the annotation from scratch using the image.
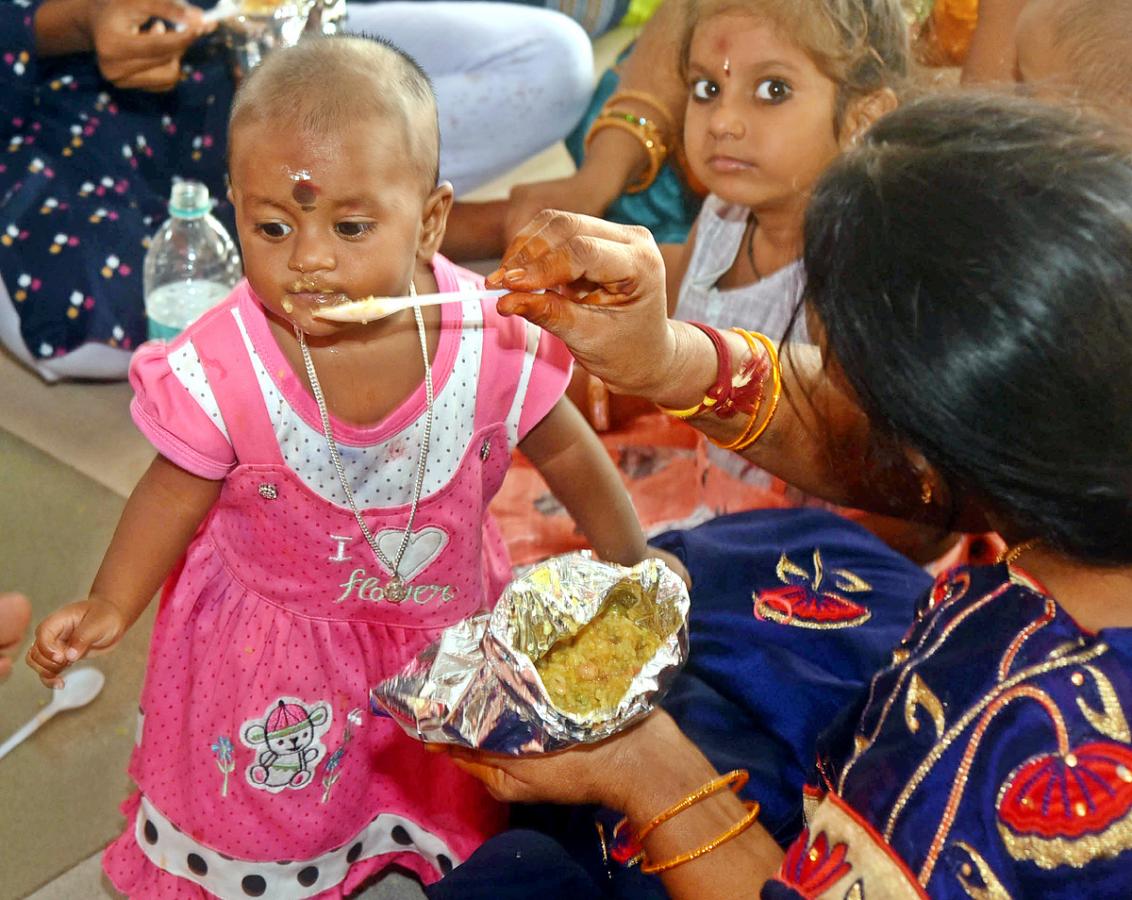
[374,526,448,581]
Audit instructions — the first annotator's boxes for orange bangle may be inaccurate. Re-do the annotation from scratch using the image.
[715,329,781,451]
[605,88,677,137]
[584,110,668,193]
[637,769,749,842]
[639,801,762,874]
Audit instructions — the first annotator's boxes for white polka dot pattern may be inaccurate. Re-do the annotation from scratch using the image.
[169,338,231,444]
[229,306,485,509]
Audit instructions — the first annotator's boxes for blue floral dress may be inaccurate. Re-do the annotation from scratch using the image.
[0,0,233,373]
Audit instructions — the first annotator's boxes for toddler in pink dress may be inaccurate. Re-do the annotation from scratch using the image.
[27,36,648,898]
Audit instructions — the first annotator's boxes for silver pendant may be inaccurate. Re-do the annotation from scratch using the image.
[384,577,406,602]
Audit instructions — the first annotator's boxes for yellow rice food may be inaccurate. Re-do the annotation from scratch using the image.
[535,600,662,715]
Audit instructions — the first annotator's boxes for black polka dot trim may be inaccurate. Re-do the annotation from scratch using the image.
[297,865,319,887]
[135,796,461,895]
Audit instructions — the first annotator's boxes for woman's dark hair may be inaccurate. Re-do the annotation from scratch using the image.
[803,92,1132,564]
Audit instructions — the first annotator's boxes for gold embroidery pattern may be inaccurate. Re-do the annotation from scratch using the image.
[997,599,1056,680]
[838,582,1013,792]
[883,643,1107,843]
[952,842,1012,899]
[918,686,1068,883]
[995,739,1132,869]
[996,808,1132,870]
[753,549,873,630]
[904,673,946,741]
[834,570,1132,887]
[1075,665,1131,743]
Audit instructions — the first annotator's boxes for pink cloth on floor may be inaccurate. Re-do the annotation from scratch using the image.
[106,256,571,898]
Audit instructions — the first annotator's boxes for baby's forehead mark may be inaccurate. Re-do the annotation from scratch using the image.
[291,177,319,212]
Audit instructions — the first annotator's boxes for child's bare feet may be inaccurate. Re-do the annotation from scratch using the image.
[0,592,32,680]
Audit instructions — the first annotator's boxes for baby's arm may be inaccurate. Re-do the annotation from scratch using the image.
[27,454,222,687]
[518,396,648,568]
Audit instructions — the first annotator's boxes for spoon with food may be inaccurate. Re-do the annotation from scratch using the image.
[312,288,510,324]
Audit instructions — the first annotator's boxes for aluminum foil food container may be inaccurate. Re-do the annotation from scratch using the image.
[371,554,689,754]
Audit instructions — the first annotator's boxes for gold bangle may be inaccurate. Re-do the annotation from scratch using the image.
[658,396,717,419]
[640,801,762,874]
[637,769,749,842]
[605,89,677,137]
[584,110,668,193]
[716,330,781,451]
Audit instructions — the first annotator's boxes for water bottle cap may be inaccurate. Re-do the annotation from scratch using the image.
[169,180,212,219]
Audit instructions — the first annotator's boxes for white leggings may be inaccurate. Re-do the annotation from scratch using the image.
[345,2,593,194]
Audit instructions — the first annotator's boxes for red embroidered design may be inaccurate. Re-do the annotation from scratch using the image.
[997,741,1132,868]
[753,550,872,629]
[777,827,852,897]
[928,568,970,611]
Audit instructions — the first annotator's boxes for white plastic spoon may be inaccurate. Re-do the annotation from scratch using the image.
[312,288,510,324]
[0,667,106,761]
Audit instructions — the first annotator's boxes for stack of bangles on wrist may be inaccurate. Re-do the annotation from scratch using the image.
[658,323,782,451]
[583,89,674,193]
[605,769,761,874]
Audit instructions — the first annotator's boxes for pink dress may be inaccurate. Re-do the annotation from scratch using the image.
[104,255,572,898]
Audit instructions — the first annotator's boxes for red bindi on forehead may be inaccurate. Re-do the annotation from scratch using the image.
[292,180,319,211]
[711,35,732,76]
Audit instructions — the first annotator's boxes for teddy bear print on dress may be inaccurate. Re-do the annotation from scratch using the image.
[241,697,331,793]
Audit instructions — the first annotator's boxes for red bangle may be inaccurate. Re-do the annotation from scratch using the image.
[689,321,731,405]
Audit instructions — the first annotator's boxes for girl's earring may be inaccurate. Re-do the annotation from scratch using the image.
[920,479,933,505]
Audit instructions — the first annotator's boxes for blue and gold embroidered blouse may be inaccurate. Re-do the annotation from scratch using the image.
[768,564,1132,899]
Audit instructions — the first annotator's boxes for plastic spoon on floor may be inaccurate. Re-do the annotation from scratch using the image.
[0,667,105,761]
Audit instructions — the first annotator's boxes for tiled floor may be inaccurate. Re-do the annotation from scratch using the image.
[0,26,634,900]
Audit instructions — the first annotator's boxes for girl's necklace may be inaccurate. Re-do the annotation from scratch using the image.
[743,213,763,282]
[295,284,434,602]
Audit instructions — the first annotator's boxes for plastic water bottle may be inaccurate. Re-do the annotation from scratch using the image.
[143,179,242,340]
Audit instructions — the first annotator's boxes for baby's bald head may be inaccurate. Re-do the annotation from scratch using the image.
[229,35,440,192]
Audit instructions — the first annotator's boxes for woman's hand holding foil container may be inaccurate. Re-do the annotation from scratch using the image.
[371,554,690,754]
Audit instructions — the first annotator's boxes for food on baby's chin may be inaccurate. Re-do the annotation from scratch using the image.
[534,598,663,715]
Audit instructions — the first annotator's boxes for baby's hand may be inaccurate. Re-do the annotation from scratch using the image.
[26,598,127,688]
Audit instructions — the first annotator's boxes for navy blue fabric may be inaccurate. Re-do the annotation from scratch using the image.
[425,829,606,899]
[652,508,932,841]
[437,508,931,896]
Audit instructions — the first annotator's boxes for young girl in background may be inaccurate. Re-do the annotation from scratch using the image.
[495,0,962,566]
[668,0,907,339]
[665,0,958,560]
[27,36,647,898]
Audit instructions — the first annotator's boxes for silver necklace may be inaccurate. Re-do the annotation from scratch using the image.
[296,284,434,602]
